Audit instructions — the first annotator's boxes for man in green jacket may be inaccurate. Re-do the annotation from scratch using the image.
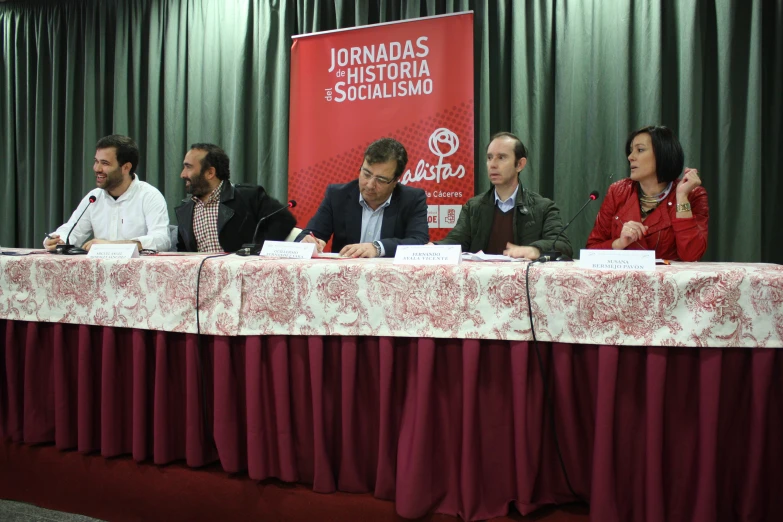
[436,132,572,260]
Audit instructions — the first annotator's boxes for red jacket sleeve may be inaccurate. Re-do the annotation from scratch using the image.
[672,186,709,261]
[586,183,622,250]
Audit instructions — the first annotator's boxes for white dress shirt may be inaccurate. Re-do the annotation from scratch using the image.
[359,192,393,256]
[50,177,171,251]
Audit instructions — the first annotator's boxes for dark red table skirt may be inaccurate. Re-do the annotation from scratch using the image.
[1,319,781,521]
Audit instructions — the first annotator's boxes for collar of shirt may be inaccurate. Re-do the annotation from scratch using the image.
[97,176,139,205]
[192,180,224,207]
[638,181,674,202]
[494,184,520,213]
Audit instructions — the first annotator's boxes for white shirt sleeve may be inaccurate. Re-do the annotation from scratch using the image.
[129,185,171,251]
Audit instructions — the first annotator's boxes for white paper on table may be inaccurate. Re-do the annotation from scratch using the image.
[461,251,528,262]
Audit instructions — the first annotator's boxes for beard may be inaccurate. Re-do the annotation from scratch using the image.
[99,166,125,192]
[185,170,212,197]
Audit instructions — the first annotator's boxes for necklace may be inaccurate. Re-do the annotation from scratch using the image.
[638,182,672,218]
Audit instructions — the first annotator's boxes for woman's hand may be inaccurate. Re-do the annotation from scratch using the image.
[613,221,647,250]
[676,168,701,198]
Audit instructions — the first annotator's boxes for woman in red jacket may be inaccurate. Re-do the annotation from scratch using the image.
[586,126,709,261]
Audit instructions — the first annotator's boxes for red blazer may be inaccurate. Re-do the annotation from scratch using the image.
[586,178,709,261]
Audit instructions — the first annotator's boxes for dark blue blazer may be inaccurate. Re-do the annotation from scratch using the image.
[295,179,429,256]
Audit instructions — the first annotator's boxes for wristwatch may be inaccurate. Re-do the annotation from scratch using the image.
[372,240,382,257]
[676,202,692,213]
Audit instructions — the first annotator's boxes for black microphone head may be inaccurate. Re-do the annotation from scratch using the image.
[89,195,97,203]
[288,200,297,208]
[589,190,599,200]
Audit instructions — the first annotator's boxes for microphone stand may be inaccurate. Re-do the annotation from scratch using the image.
[54,196,96,255]
[537,191,599,262]
[55,244,88,255]
[236,201,296,256]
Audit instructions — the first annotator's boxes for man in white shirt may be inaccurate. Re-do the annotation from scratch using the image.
[43,135,171,252]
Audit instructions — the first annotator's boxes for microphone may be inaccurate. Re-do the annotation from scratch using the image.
[537,190,599,262]
[54,195,97,255]
[236,200,296,256]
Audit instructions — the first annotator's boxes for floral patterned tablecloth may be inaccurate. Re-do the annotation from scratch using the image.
[1,254,781,347]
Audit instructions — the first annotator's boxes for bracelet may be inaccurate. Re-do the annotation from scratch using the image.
[676,202,691,213]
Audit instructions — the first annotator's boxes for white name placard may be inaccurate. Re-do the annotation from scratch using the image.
[393,245,462,265]
[87,244,140,259]
[259,240,316,259]
[579,249,655,271]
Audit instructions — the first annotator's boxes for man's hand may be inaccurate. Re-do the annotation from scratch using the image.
[503,243,540,260]
[301,233,326,253]
[44,234,64,251]
[82,238,107,251]
[339,242,379,258]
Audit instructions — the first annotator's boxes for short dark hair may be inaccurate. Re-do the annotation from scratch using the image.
[364,137,408,179]
[626,126,684,183]
[190,143,230,181]
[96,134,139,174]
[488,132,528,163]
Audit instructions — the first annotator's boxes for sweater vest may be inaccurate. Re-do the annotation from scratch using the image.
[486,206,514,254]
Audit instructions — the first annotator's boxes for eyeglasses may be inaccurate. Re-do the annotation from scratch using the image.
[140,249,158,255]
[360,171,394,185]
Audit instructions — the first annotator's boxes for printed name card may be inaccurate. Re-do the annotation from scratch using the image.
[87,244,140,259]
[579,249,655,271]
[259,241,316,259]
[394,245,462,265]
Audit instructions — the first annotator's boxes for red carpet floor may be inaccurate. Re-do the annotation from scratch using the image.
[0,439,589,521]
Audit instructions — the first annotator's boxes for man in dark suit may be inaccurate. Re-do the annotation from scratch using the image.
[175,143,295,252]
[296,137,429,257]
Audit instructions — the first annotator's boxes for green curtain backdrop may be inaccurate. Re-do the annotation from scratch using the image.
[1,0,781,262]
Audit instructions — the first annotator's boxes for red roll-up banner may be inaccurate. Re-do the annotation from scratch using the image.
[288,13,474,244]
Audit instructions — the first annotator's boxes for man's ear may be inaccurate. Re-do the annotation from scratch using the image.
[516,157,527,173]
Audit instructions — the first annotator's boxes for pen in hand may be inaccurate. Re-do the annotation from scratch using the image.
[308,232,325,254]
[44,232,64,251]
